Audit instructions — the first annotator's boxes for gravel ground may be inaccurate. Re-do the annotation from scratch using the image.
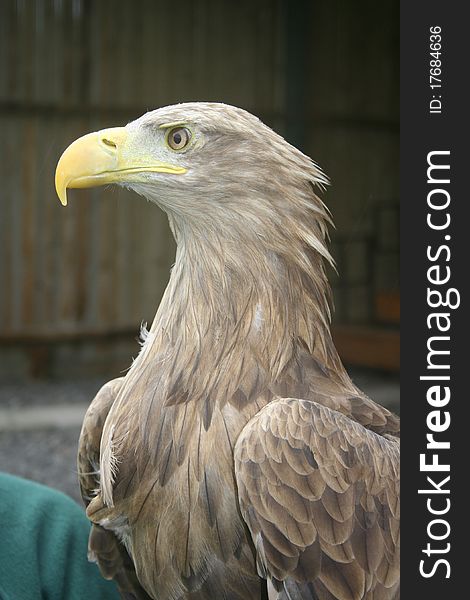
[0,379,106,503]
[0,378,107,410]
[0,369,399,503]
[0,426,83,503]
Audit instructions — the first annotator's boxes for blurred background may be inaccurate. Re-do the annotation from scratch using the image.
[0,0,399,501]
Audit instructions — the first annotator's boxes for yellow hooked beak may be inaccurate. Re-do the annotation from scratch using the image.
[55,127,187,206]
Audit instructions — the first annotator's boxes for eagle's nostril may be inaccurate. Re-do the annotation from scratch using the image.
[101,138,117,149]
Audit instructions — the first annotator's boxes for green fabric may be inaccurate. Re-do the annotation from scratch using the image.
[0,472,120,600]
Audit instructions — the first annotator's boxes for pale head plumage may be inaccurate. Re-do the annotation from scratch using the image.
[126,102,332,259]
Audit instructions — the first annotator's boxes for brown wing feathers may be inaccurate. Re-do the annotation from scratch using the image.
[234,398,400,600]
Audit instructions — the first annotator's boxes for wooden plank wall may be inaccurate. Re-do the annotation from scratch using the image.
[301,0,400,327]
[0,0,285,339]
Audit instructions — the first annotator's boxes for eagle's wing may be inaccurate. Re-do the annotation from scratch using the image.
[78,378,152,600]
[78,378,123,505]
[234,397,400,600]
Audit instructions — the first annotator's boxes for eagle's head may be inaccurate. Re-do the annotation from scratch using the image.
[56,102,331,261]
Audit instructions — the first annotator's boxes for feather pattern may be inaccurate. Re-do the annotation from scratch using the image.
[235,398,399,599]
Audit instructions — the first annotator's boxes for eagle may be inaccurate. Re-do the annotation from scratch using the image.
[55,103,400,600]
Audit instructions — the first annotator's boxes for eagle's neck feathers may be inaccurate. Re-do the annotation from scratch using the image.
[132,185,353,416]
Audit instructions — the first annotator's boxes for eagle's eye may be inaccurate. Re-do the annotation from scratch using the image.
[167,127,191,151]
